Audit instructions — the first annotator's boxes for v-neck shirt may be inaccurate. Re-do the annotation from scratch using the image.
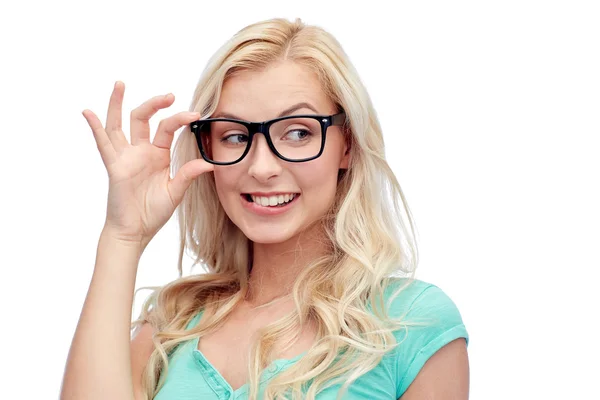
[153,278,469,399]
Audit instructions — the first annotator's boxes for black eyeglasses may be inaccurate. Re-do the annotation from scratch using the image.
[190,112,346,165]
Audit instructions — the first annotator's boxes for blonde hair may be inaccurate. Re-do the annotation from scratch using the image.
[132,17,421,399]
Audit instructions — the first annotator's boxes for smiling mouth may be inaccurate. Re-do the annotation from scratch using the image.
[243,193,300,207]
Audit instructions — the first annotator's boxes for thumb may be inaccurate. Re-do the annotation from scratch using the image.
[168,159,215,205]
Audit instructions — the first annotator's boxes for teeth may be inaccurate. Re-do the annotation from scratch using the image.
[250,193,296,207]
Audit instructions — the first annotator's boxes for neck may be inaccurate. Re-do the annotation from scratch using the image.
[245,224,329,307]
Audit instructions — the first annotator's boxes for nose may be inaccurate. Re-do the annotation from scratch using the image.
[246,134,283,182]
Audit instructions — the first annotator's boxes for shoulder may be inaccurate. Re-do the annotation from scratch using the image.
[380,277,469,398]
[131,322,157,400]
[383,278,467,328]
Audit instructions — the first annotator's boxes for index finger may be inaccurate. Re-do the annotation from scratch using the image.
[130,93,176,145]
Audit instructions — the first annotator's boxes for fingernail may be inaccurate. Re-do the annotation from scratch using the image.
[164,93,173,99]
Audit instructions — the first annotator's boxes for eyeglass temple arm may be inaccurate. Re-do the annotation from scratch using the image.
[332,112,346,126]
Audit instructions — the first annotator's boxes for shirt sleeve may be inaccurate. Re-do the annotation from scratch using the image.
[392,283,469,398]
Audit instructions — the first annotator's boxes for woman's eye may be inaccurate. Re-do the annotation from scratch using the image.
[284,129,311,141]
[221,134,248,145]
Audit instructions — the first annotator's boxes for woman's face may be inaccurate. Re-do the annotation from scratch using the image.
[212,60,349,244]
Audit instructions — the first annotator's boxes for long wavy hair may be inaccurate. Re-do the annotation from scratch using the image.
[132,17,421,400]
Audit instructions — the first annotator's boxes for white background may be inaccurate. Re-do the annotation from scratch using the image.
[1,0,598,398]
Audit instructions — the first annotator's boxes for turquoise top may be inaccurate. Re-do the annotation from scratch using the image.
[154,278,469,399]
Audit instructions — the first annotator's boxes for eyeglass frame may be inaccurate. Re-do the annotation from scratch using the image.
[190,111,346,165]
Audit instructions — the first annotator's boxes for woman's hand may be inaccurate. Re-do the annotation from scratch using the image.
[82,81,213,247]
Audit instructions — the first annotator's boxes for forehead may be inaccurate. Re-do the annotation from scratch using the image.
[214,61,335,121]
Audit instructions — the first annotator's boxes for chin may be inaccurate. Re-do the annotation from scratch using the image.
[240,223,298,244]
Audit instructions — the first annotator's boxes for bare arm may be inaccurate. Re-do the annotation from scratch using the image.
[399,338,469,400]
[60,81,212,400]
[60,228,145,400]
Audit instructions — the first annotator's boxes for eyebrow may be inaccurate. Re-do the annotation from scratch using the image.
[211,102,320,120]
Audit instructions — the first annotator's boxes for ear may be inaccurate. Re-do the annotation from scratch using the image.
[339,135,351,169]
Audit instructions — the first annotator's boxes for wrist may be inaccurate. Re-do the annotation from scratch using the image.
[100,225,150,253]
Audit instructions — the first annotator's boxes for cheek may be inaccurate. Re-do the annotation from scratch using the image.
[213,168,241,202]
[296,158,341,200]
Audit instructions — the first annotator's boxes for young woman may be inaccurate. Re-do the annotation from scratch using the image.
[62,18,469,400]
